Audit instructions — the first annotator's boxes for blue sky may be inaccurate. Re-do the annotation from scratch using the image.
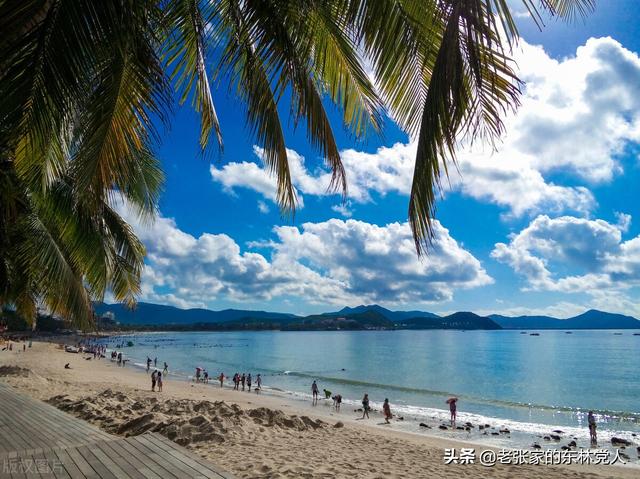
[121,1,640,318]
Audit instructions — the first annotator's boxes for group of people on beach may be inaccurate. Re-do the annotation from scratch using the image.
[231,372,262,392]
[0,338,31,352]
[311,381,393,424]
[192,368,263,392]
[145,356,169,392]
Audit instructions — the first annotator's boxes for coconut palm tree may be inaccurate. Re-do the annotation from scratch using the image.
[0,0,593,327]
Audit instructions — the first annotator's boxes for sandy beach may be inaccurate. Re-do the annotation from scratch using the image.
[0,340,636,479]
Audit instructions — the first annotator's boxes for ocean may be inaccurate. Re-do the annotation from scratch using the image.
[100,329,640,452]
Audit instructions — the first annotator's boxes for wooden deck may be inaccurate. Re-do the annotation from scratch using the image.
[0,383,234,478]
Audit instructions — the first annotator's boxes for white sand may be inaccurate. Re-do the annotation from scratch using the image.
[0,340,636,479]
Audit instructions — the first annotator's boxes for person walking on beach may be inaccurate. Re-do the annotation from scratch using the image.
[151,370,157,391]
[256,374,262,393]
[146,357,152,372]
[362,393,370,419]
[157,372,163,392]
[447,397,458,426]
[195,367,201,382]
[241,373,246,391]
[247,373,252,392]
[163,362,168,375]
[311,381,319,405]
[233,373,239,390]
[588,411,597,445]
[383,398,392,424]
[218,372,225,388]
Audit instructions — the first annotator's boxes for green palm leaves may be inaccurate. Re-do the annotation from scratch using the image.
[0,0,593,327]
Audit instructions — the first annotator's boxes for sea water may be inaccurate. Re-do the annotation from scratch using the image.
[101,329,640,453]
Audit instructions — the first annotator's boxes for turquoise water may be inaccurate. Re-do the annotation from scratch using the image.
[102,329,640,446]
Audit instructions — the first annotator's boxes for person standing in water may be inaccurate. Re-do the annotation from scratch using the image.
[241,373,246,391]
[247,373,252,392]
[383,398,392,424]
[311,381,319,405]
[361,394,370,419]
[146,357,152,372]
[588,411,597,445]
[163,362,168,375]
[157,372,163,392]
[447,398,458,426]
[333,394,342,412]
[256,374,262,393]
[154,357,157,367]
[218,372,225,388]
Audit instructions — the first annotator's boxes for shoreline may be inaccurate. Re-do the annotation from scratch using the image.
[0,340,637,478]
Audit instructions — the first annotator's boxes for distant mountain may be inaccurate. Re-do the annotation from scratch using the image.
[93,302,638,332]
[282,310,394,331]
[490,309,640,329]
[397,312,501,330]
[93,302,298,326]
[328,304,440,321]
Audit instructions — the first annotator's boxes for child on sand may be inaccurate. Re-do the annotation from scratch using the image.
[383,398,392,424]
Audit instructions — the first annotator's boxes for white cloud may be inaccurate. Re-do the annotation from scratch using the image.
[491,215,640,294]
[257,200,270,214]
[269,219,493,304]
[331,201,353,218]
[210,37,640,219]
[115,205,491,309]
[508,37,640,182]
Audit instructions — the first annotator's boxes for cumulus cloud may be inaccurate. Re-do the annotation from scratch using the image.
[115,206,491,308]
[210,37,640,218]
[491,215,640,294]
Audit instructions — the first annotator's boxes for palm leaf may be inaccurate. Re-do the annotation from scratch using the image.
[164,0,224,152]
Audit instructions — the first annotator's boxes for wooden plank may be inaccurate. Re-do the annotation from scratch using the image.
[62,448,98,479]
[101,440,162,479]
[121,437,182,479]
[86,445,131,479]
[92,441,146,479]
[131,435,203,479]
[51,449,84,479]
[43,449,70,479]
[145,434,233,478]
[0,391,67,451]
[74,446,116,479]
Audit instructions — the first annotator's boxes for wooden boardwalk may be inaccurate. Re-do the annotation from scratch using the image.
[0,383,234,478]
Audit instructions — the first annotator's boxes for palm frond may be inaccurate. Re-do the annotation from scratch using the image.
[164,0,224,152]
[409,0,521,254]
[212,0,297,210]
